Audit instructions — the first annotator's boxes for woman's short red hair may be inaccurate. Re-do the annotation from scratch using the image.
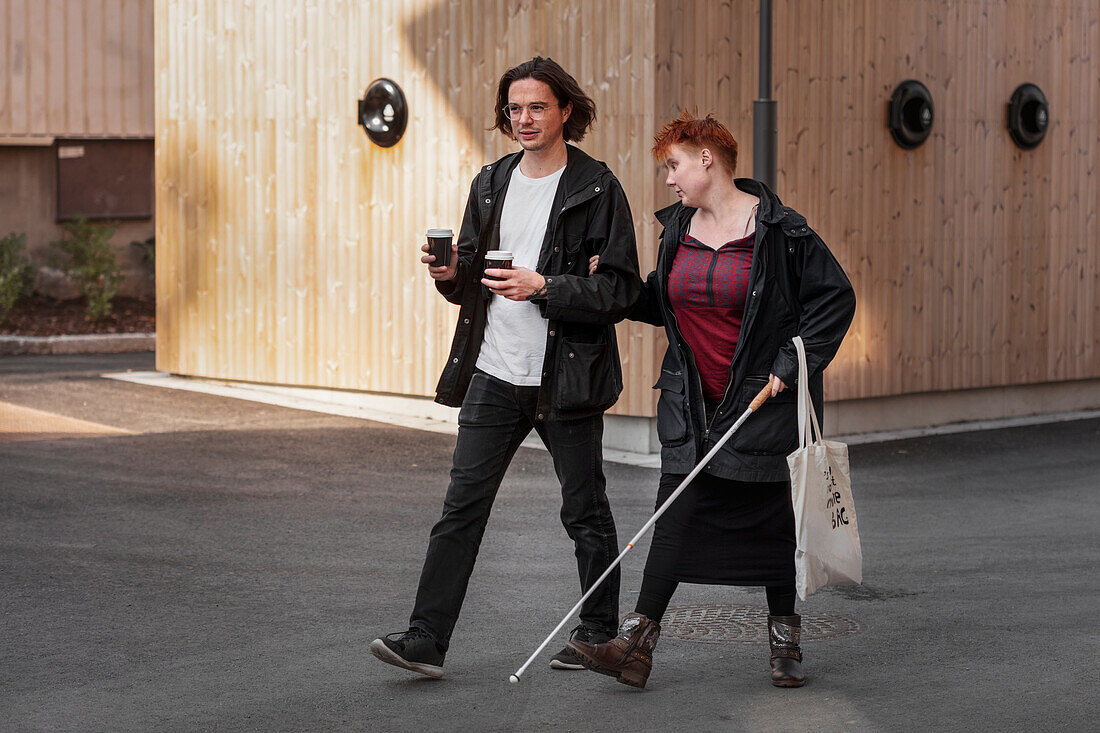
[652,110,738,175]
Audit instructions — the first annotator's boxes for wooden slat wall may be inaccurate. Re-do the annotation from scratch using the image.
[156,0,1097,416]
[785,0,1098,400]
[655,0,1098,402]
[155,0,661,415]
[0,0,154,139]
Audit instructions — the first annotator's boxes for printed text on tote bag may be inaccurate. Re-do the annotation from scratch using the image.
[822,465,850,529]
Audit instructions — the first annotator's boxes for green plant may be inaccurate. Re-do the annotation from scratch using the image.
[0,232,33,324]
[131,235,155,274]
[51,216,123,322]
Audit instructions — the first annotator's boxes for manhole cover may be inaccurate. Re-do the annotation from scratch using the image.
[661,604,863,644]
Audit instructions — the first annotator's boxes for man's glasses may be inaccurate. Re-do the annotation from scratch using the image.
[502,103,558,121]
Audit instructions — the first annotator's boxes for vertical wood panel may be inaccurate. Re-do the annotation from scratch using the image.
[87,0,106,133]
[32,0,53,132]
[0,0,12,132]
[0,0,154,138]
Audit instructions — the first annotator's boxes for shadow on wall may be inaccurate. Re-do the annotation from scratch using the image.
[401,1,578,153]
[154,123,227,348]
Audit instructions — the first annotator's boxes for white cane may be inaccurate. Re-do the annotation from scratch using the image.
[509,380,775,683]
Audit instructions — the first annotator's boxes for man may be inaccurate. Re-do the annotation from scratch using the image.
[370,56,641,678]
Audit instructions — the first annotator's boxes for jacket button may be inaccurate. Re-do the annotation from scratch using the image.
[554,246,560,252]
[485,198,491,204]
[549,330,555,336]
[453,357,459,363]
[569,352,575,358]
[463,318,470,324]
[486,165,492,170]
[752,290,757,297]
[594,186,601,192]
[537,413,544,420]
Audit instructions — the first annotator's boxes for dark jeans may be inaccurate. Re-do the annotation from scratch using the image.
[410,371,620,650]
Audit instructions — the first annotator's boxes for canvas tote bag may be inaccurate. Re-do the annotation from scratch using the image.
[787,336,863,600]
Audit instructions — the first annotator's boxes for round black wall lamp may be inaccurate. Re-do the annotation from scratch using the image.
[1007,83,1049,150]
[888,80,934,150]
[358,78,408,148]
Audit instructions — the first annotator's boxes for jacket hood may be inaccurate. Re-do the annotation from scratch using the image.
[654,178,787,228]
[483,144,611,197]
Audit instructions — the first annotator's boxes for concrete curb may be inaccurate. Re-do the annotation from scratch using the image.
[0,332,155,356]
[103,369,664,468]
[102,369,1100,467]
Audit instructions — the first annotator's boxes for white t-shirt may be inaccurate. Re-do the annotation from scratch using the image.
[475,164,565,386]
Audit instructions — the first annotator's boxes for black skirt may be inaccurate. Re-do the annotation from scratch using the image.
[642,471,796,587]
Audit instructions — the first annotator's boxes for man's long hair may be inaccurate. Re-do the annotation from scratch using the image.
[492,56,596,143]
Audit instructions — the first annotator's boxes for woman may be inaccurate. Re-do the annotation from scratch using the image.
[567,111,855,688]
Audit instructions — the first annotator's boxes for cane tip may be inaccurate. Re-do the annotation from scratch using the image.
[509,674,520,684]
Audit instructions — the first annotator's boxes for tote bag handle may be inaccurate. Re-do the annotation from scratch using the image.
[793,336,823,449]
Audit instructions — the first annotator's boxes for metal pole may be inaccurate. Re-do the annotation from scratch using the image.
[753,0,778,191]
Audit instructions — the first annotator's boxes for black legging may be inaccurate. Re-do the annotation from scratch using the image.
[635,574,797,621]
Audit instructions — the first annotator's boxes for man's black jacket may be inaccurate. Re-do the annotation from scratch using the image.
[633,179,856,481]
[434,145,641,420]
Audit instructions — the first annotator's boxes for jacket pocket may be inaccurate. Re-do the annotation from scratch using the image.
[553,336,622,412]
[561,234,587,274]
[653,369,690,446]
[563,233,585,254]
[731,375,798,456]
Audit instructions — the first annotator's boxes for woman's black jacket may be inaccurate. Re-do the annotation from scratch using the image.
[634,179,856,481]
[434,145,641,420]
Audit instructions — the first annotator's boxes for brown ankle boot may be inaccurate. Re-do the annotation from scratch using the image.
[566,613,661,688]
[768,614,806,687]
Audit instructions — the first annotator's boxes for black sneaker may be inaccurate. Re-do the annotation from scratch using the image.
[549,624,612,670]
[370,627,446,678]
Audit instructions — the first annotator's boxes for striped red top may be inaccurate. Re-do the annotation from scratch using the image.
[667,231,755,403]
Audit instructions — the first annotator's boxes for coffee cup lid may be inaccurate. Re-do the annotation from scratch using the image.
[485,250,513,259]
[426,228,453,237]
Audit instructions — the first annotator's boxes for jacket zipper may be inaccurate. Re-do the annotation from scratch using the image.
[704,219,767,437]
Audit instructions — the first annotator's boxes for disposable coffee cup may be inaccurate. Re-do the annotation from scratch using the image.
[483,250,513,280]
[426,228,453,267]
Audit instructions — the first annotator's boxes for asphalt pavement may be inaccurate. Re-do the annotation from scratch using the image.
[2,353,1097,732]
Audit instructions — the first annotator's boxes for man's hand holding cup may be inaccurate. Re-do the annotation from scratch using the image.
[423,228,458,281]
[481,250,547,302]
